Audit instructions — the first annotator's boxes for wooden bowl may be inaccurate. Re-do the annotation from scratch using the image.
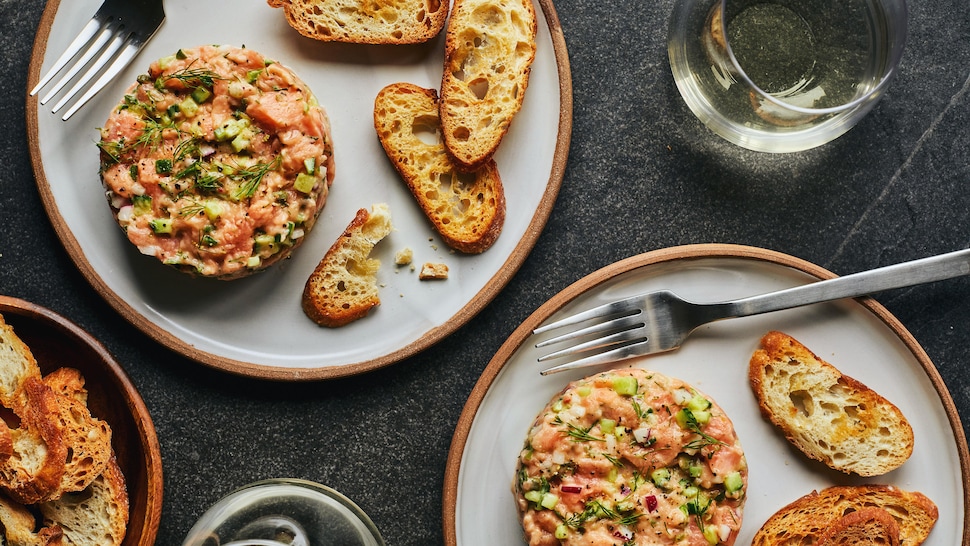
[0,295,163,545]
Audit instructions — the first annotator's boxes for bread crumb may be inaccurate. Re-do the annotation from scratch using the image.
[419,262,449,280]
[395,247,413,265]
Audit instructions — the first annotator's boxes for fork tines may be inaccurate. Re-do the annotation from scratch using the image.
[533,299,648,374]
[30,0,164,121]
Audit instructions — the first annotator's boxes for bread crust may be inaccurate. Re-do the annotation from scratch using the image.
[817,507,900,546]
[302,204,392,327]
[268,0,448,44]
[749,331,914,476]
[374,82,506,253]
[439,0,538,171]
[752,485,938,546]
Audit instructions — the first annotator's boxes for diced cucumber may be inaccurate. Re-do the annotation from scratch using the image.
[554,524,568,540]
[687,394,712,413]
[254,234,276,248]
[651,468,671,487]
[149,218,172,234]
[294,172,316,194]
[599,418,616,434]
[132,194,152,215]
[540,493,559,510]
[191,86,212,104]
[724,471,743,494]
[203,200,222,221]
[157,54,177,69]
[179,96,200,118]
[231,133,250,152]
[612,376,638,396]
[304,157,316,175]
[215,118,248,141]
[703,525,720,545]
[155,159,172,175]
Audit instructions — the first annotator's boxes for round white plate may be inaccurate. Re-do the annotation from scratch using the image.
[444,244,969,545]
[27,0,571,380]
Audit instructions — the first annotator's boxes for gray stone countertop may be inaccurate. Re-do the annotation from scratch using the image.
[1,0,968,544]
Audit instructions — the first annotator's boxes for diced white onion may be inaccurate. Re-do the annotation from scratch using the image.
[117,205,134,223]
[674,389,693,405]
[633,426,651,444]
[109,192,127,210]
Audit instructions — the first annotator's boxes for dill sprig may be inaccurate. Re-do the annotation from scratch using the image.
[159,66,222,89]
[681,408,725,451]
[230,156,281,200]
[554,416,604,443]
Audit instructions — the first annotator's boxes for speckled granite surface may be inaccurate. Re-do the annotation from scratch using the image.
[1,0,968,544]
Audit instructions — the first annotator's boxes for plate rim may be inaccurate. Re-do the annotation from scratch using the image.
[441,243,970,545]
[25,0,573,381]
[0,294,164,546]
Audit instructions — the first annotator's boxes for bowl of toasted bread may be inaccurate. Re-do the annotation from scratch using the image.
[0,295,162,546]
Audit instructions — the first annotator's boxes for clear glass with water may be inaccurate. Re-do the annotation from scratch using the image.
[669,0,907,152]
[182,479,385,546]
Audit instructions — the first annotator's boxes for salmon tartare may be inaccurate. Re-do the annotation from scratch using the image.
[98,45,334,278]
[514,369,747,545]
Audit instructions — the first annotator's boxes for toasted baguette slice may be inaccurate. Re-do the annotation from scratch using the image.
[375,83,506,253]
[749,331,913,476]
[0,492,64,545]
[752,485,938,546]
[43,368,112,495]
[40,456,129,546]
[439,0,537,171]
[0,318,71,504]
[267,0,447,44]
[302,204,393,327]
[0,375,67,505]
[817,507,900,546]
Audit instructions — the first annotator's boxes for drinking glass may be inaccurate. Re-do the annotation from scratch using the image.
[182,479,385,546]
[668,0,907,152]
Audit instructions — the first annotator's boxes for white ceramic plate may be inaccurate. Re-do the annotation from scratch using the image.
[444,244,969,545]
[27,0,571,380]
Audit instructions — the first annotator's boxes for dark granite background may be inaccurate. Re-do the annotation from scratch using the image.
[1,0,968,544]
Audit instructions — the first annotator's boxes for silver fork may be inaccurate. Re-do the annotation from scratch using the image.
[536,248,970,375]
[30,0,166,121]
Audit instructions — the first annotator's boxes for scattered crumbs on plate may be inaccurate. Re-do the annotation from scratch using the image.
[395,247,413,266]
[419,262,449,280]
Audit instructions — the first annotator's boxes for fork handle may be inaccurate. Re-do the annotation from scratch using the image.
[719,248,970,317]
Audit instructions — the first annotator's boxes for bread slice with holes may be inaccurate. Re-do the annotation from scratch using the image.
[0,317,68,505]
[374,82,505,253]
[752,485,938,546]
[267,0,448,44]
[439,0,537,171]
[39,455,129,546]
[749,331,914,476]
[302,204,393,327]
[43,368,113,496]
[0,491,64,545]
[817,507,900,546]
